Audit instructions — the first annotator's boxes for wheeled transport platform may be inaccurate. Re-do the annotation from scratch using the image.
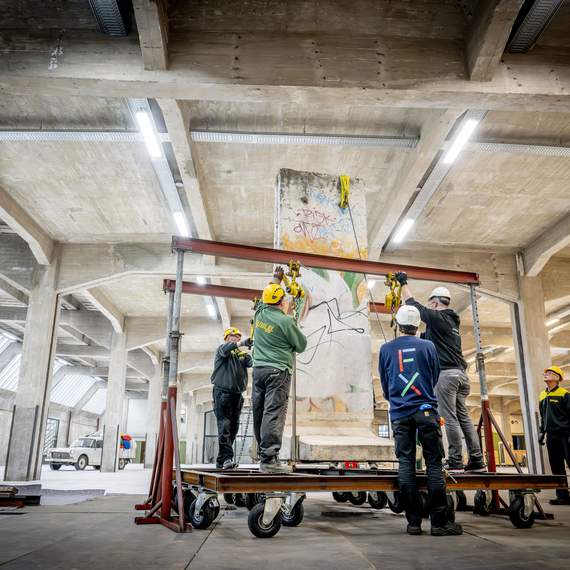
[176,467,567,538]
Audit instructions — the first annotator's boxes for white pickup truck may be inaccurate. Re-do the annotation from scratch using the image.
[46,433,136,471]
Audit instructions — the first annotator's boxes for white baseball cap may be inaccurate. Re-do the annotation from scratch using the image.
[396,305,421,327]
[429,286,451,301]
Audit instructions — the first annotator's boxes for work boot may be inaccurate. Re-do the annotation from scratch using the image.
[259,458,292,474]
[222,459,235,470]
[464,460,486,473]
[549,497,570,505]
[443,462,464,474]
[431,522,463,536]
[406,524,422,536]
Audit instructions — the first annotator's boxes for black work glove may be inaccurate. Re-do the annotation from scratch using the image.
[239,337,253,348]
[394,271,408,286]
[538,433,545,446]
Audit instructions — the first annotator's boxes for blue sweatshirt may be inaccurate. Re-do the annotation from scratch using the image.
[379,335,440,421]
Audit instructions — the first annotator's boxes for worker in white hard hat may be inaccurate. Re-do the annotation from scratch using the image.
[379,304,462,536]
[394,272,485,474]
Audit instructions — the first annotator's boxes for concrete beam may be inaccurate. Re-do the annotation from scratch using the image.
[72,381,106,413]
[465,0,524,81]
[178,352,215,375]
[0,307,27,322]
[0,276,28,306]
[0,185,54,265]
[133,0,169,70]
[523,215,570,277]
[56,344,109,359]
[0,234,37,292]
[59,310,113,349]
[81,288,125,333]
[368,110,463,258]
[127,349,155,379]
[1,30,569,112]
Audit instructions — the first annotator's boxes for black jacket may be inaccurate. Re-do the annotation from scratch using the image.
[405,298,467,371]
[210,342,252,394]
[539,386,570,434]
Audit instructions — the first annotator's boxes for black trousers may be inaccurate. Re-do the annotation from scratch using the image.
[213,388,244,467]
[252,366,291,463]
[392,408,447,527]
[546,431,570,499]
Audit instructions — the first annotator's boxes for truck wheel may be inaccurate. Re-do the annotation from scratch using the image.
[75,455,88,470]
[188,499,217,530]
[118,458,126,470]
[508,496,535,529]
[332,492,348,503]
[248,502,282,538]
[50,463,62,471]
[456,490,468,511]
[387,491,405,514]
[282,501,304,527]
[347,492,367,506]
[368,492,388,510]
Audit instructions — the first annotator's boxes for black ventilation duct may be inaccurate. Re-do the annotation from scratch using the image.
[88,0,133,36]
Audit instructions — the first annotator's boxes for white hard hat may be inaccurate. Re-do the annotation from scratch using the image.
[429,286,451,300]
[396,305,421,327]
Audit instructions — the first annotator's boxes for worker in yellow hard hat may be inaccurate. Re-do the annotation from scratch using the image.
[210,327,253,469]
[539,365,570,505]
[251,267,307,473]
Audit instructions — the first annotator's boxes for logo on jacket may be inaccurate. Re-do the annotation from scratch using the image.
[397,348,422,397]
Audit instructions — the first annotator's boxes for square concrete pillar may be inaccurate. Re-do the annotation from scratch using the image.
[4,262,61,481]
[101,332,128,472]
[144,362,163,468]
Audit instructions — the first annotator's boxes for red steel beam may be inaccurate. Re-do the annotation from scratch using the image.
[171,237,479,285]
[163,279,391,314]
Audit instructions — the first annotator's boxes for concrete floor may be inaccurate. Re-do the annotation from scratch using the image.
[1,490,569,569]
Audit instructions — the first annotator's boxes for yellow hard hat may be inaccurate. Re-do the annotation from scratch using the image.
[224,327,242,339]
[544,365,564,380]
[262,283,285,305]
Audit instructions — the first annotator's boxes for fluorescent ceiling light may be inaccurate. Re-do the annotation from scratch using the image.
[546,317,561,327]
[442,119,480,164]
[393,218,415,244]
[196,276,207,285]
[206,301,217,319]
[135,111,162,158]
[173,212,190,237]
[367,279,376,290]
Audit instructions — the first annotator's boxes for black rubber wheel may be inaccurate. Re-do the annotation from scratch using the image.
[446,494,456,523]
[418,491,430,519]
[508,496,535,529]
[118,458,126,470]
[234,493,247,508]
[223,493,235,505]
[332,492,348,503]
[94,465,101,470]
[247,502,282,538]
[347,492,367,506]
[456,490,468,511]
[173,484,194,516]
[75,455,88,470]
[50,463,62,471]
[282,501,304,527]
[188,499,217,530]
[387,491,404,514]
[245,493,264,510]
[367,491,388,510]
[473,490,491,516]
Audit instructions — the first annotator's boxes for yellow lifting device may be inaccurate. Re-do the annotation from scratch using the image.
[384,272,403,330]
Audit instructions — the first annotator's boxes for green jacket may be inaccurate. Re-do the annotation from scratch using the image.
[252,304,307,372]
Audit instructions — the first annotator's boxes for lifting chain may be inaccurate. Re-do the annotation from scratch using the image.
[384,272,402,332]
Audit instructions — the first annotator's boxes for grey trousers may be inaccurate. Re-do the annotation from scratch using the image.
[435,368,483,467]
[252,366,291,463]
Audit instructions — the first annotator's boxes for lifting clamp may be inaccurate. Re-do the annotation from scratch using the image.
[338,175,350,209]
[384,272,402,330]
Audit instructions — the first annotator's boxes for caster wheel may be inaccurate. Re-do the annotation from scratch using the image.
[446,494,456,523]
[223,493,235,505]
[282,501,304,527]
[473,490,491,516]
[387,491,404,514]
[234,493,247,508]
[456,490,468,511]
[508,496,535,529]
[419,491,430,519]
[172,484,193,516]
[367,491,388,510]
[347,492,367,506]
[188,499,217,530]
[245,493,264,511]
[248,502,282,538]
[332,492,348,503]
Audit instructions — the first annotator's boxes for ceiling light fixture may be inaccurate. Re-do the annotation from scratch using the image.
[442,118,480,164]
[546,317,561,327]
[367,279,376,290]
[196,276,207,285]
[393,218,415,244]
[206,301,217,319]
[135,111,162,158]
[173,211,190,237]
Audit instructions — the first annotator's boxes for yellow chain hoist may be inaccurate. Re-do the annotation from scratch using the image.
[282,260,305,322]
[339,174,350,209]
[384,272,402,329]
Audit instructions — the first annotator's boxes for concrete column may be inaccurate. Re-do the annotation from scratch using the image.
[101,332,128,472]
[512,275,550,473]
[144,362,163,468]
[4,261,60,481]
